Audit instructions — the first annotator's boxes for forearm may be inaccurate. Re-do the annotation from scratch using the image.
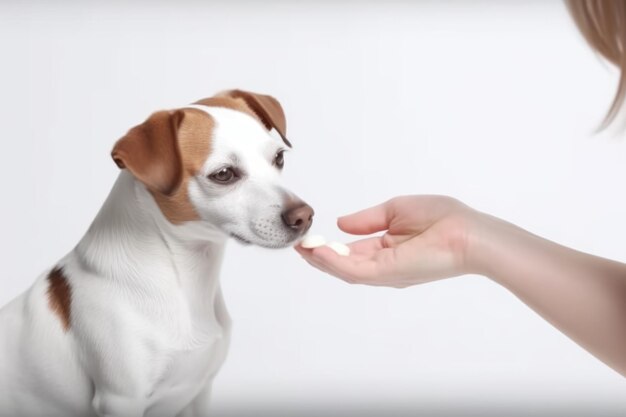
[468,213,626,376]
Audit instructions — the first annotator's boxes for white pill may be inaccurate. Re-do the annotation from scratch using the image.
[300,234,327,248]
[326,241,351,256]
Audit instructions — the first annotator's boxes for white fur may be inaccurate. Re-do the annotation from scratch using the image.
[0,105,307,416]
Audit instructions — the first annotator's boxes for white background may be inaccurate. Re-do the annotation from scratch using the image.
[1,1,625,415]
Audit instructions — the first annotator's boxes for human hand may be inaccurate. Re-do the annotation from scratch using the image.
[297,195,626,376]
[295,195,484,287]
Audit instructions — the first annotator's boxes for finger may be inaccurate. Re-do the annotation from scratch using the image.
[346,236,386,255]
[294,244,310,257]
[295,245,336,273]
[296,238,383,261]
[337,200,394,235]
[304,257,333,275]
[297,241,397,285]
[293,245,328,273]
[308,245,395,284]
[296,244,338,266]
[296,246,356,283]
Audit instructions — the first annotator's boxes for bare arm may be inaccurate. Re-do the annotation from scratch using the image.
[470,213,626,376]
[296,195,626,376]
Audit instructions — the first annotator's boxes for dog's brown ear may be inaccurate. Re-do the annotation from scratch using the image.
[221,89,291,147]
[111,110,185,195]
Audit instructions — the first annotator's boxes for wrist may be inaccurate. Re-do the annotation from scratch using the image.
[463,211,521,280]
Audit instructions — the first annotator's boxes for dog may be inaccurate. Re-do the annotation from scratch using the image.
[0,90,313,417]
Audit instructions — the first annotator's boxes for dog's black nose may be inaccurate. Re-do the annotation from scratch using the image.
[281,203,314,233]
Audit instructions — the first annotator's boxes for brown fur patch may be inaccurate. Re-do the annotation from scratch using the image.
[194,96,264,126]
[152,94,277,224]
[112,110,185,196]
[47,267,72,332]
[151,108,214,223]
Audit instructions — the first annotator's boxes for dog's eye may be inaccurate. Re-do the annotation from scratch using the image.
[209,167,238,184]
[274,150,285,169]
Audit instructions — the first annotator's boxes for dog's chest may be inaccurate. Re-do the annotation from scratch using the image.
[147,324,230,411]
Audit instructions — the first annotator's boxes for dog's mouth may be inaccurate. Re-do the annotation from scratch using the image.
[229,230,302,249]
[230,233,252,245]
[229,215,313,248]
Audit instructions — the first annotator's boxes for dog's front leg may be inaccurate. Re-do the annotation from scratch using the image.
[92,390,147,417]
[175,382,213,417]
[77,318,156,417]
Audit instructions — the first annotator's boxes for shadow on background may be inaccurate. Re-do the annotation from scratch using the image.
[211,402,626,417]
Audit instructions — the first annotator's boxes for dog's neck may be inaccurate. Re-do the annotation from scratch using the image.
[75,171,227,310]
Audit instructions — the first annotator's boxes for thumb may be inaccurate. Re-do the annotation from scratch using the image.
[337,200,393,235]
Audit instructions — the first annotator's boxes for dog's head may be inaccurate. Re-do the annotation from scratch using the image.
[111,90,313,248]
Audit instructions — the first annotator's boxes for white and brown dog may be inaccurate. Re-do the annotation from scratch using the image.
[0,90,313,417]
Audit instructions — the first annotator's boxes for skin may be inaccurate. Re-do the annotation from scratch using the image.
[295,195,626,377]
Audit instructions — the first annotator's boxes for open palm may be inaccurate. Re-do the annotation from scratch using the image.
[296,195,477,287]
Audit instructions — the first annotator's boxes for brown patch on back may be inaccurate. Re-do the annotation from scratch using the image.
[151,108,214,223]
[47,267,72,332]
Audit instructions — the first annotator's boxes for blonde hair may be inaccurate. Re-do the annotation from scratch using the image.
[566,0,626,128]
